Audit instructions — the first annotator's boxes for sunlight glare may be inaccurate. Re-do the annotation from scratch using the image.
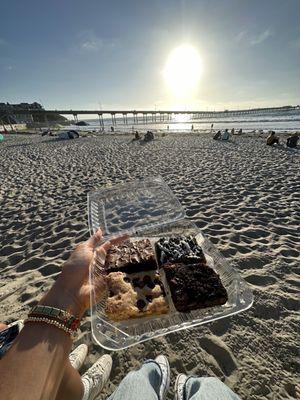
[164,44,203,99]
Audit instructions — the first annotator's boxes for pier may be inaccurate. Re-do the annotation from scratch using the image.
[1,105,299,128]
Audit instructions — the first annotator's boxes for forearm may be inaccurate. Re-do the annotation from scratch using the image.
[0,278,82,400]
[0,322,72,400]
[0,230,107,400]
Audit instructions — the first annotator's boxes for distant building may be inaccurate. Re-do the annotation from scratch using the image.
[0,102,66,125]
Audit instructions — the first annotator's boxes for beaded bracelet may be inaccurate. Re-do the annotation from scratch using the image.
[24,316,77,339]
[28,305,80,331]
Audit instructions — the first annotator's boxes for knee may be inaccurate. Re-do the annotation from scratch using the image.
[203,377,223,384]
[123,370,139,382]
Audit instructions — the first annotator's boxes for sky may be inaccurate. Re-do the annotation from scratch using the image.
[0,0,300,111]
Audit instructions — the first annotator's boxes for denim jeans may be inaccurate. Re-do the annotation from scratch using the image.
[107,360,240,400]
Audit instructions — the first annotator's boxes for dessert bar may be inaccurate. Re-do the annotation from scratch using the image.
[163,262,228,312]
[105,239,157,273]
[155,235,206,266]
[105,270,169,321]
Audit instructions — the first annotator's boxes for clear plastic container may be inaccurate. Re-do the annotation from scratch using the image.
[88,176,253,350]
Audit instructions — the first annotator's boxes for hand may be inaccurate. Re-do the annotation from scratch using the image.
[39,229,127,318]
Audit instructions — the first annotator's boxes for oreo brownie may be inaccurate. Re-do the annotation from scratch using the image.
[105,239,157,273]
[105,270,169,321]
[155,235,206,266]
[163,263,228,312]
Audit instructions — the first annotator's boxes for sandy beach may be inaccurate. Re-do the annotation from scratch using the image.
[0,132,299,399]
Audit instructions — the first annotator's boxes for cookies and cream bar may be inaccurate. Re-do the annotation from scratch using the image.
[155,235,206,266]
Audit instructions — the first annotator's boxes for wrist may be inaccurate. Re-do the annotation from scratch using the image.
[38,279,85,318]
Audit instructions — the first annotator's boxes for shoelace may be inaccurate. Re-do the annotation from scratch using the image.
[86,363,107,388]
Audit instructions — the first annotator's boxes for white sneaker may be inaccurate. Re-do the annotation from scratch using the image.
[174,374,188,400]
[8,319,24,333]
[69,344,88,371]
[81,354,112,400]
[155,355,170,400]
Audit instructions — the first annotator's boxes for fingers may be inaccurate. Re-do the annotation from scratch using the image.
[92,234,129,267]
[101,234,129,252]
[86,228,103,249]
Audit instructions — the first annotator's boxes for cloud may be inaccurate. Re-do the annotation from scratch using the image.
[235,30,247,43]
[78,30,116,52]
[250,29,272,45]
[235,29,273,46]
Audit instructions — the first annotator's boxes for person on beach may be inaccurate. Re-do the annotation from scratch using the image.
[266,131,280,146]
[231,128,235,135]
[144,131,154,141]
[286,132,299,148]
[213,130,221,140]
[131,131,141,142]
[0,229,241,400]
[221,129,229,140]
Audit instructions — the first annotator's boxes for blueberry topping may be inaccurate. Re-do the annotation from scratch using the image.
[132,278,140,287]
[143,275,152,284]
[147,281,155,289]
[137,299,146,310]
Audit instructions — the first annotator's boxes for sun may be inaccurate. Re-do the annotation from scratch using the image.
[164,44,203,99]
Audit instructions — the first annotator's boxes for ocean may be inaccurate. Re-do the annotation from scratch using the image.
[66,108,300,134]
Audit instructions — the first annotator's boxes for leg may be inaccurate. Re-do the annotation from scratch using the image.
[55,361,84,400]
[108,360,162,400]
[185,377,240,400]
[56,353,112,400]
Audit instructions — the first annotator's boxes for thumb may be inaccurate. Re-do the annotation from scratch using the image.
[86,228,103,249]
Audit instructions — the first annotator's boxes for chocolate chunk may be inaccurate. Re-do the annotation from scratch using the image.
[137,299,146,310]
[109,290,114,297]
[146,295,153,303]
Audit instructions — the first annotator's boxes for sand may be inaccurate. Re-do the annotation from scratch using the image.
[0,132,299,399]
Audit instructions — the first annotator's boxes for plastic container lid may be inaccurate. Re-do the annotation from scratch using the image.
[88,176,185,239]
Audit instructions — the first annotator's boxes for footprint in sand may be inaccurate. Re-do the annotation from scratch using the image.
[16,257,43,272]
[38,264,61,277]
[199,336,237,377]
[245,274,277,286]
[236,255,269,270]
[209,318,231,336]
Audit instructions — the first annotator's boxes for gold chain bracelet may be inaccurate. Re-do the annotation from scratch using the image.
[24,316,77,339]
